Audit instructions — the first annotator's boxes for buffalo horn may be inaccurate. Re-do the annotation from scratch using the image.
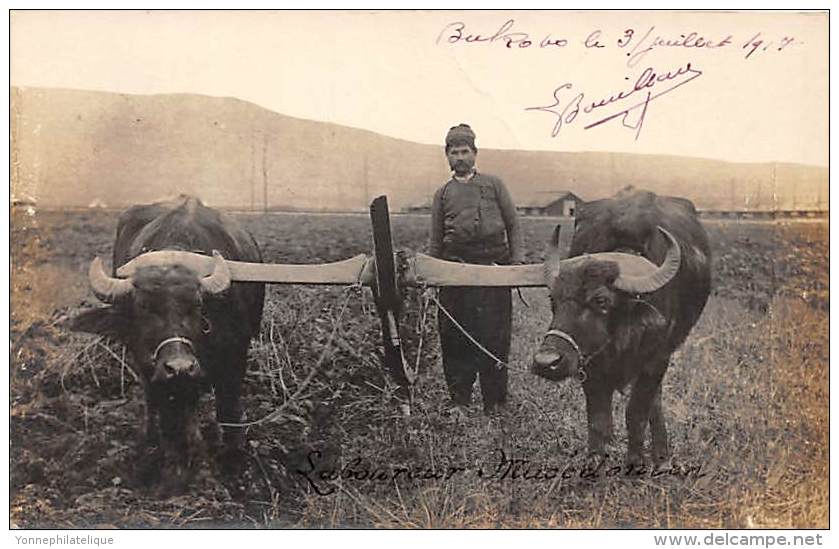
[88,257,133,303]
[199,250,232,294]
[612,226,681,294]
[543,225,681,294]
[543,224,564,287]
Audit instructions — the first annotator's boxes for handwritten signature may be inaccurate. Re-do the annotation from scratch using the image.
[525,62,703,140]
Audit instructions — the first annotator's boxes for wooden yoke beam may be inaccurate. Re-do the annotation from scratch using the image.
[405,254,547,287]
[117,250,374,285]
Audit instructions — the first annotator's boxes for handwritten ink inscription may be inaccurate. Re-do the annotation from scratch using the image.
[435,18,802,141]
[437,19,568,49]
[436,19,801,65]
[617,26,732,67]
[296,449,708,496]
[525,62,703,140]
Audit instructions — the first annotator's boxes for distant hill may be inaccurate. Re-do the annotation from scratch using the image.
[11,87,827,212]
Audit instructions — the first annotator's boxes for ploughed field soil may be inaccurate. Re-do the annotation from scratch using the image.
[10,210,828,528]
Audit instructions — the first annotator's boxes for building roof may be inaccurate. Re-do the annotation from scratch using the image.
[515,190,579,208]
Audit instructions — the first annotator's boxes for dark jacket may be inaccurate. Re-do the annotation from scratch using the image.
[429,172,524,264]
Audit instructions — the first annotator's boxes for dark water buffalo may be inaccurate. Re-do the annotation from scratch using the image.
[71,196,265,490]
[532,191,711,465]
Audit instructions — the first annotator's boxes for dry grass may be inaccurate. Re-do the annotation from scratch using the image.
[9,211,828,528]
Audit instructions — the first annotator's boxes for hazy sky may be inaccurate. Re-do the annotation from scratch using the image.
[11,10,828,167]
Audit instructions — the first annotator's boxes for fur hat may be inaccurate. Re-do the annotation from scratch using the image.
[445,123,476,151]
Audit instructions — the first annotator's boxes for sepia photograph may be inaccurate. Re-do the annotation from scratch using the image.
[9,9,828,532]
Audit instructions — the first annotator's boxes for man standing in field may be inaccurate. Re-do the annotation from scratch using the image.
[429,123,524,417]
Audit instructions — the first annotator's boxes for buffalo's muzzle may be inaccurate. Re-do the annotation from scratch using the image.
[532,350,563,372]
[531,341,577,381]
[153,356,202,382]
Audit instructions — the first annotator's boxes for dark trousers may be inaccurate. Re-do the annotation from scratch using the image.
[438,286,511,411]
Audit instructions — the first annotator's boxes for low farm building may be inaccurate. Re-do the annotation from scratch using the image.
[516,191,582,217]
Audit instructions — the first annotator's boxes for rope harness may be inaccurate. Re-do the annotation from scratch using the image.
[409,289,431,383]
[541,329,609,383]
[424,288,531,376]
[152,336,195,362]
